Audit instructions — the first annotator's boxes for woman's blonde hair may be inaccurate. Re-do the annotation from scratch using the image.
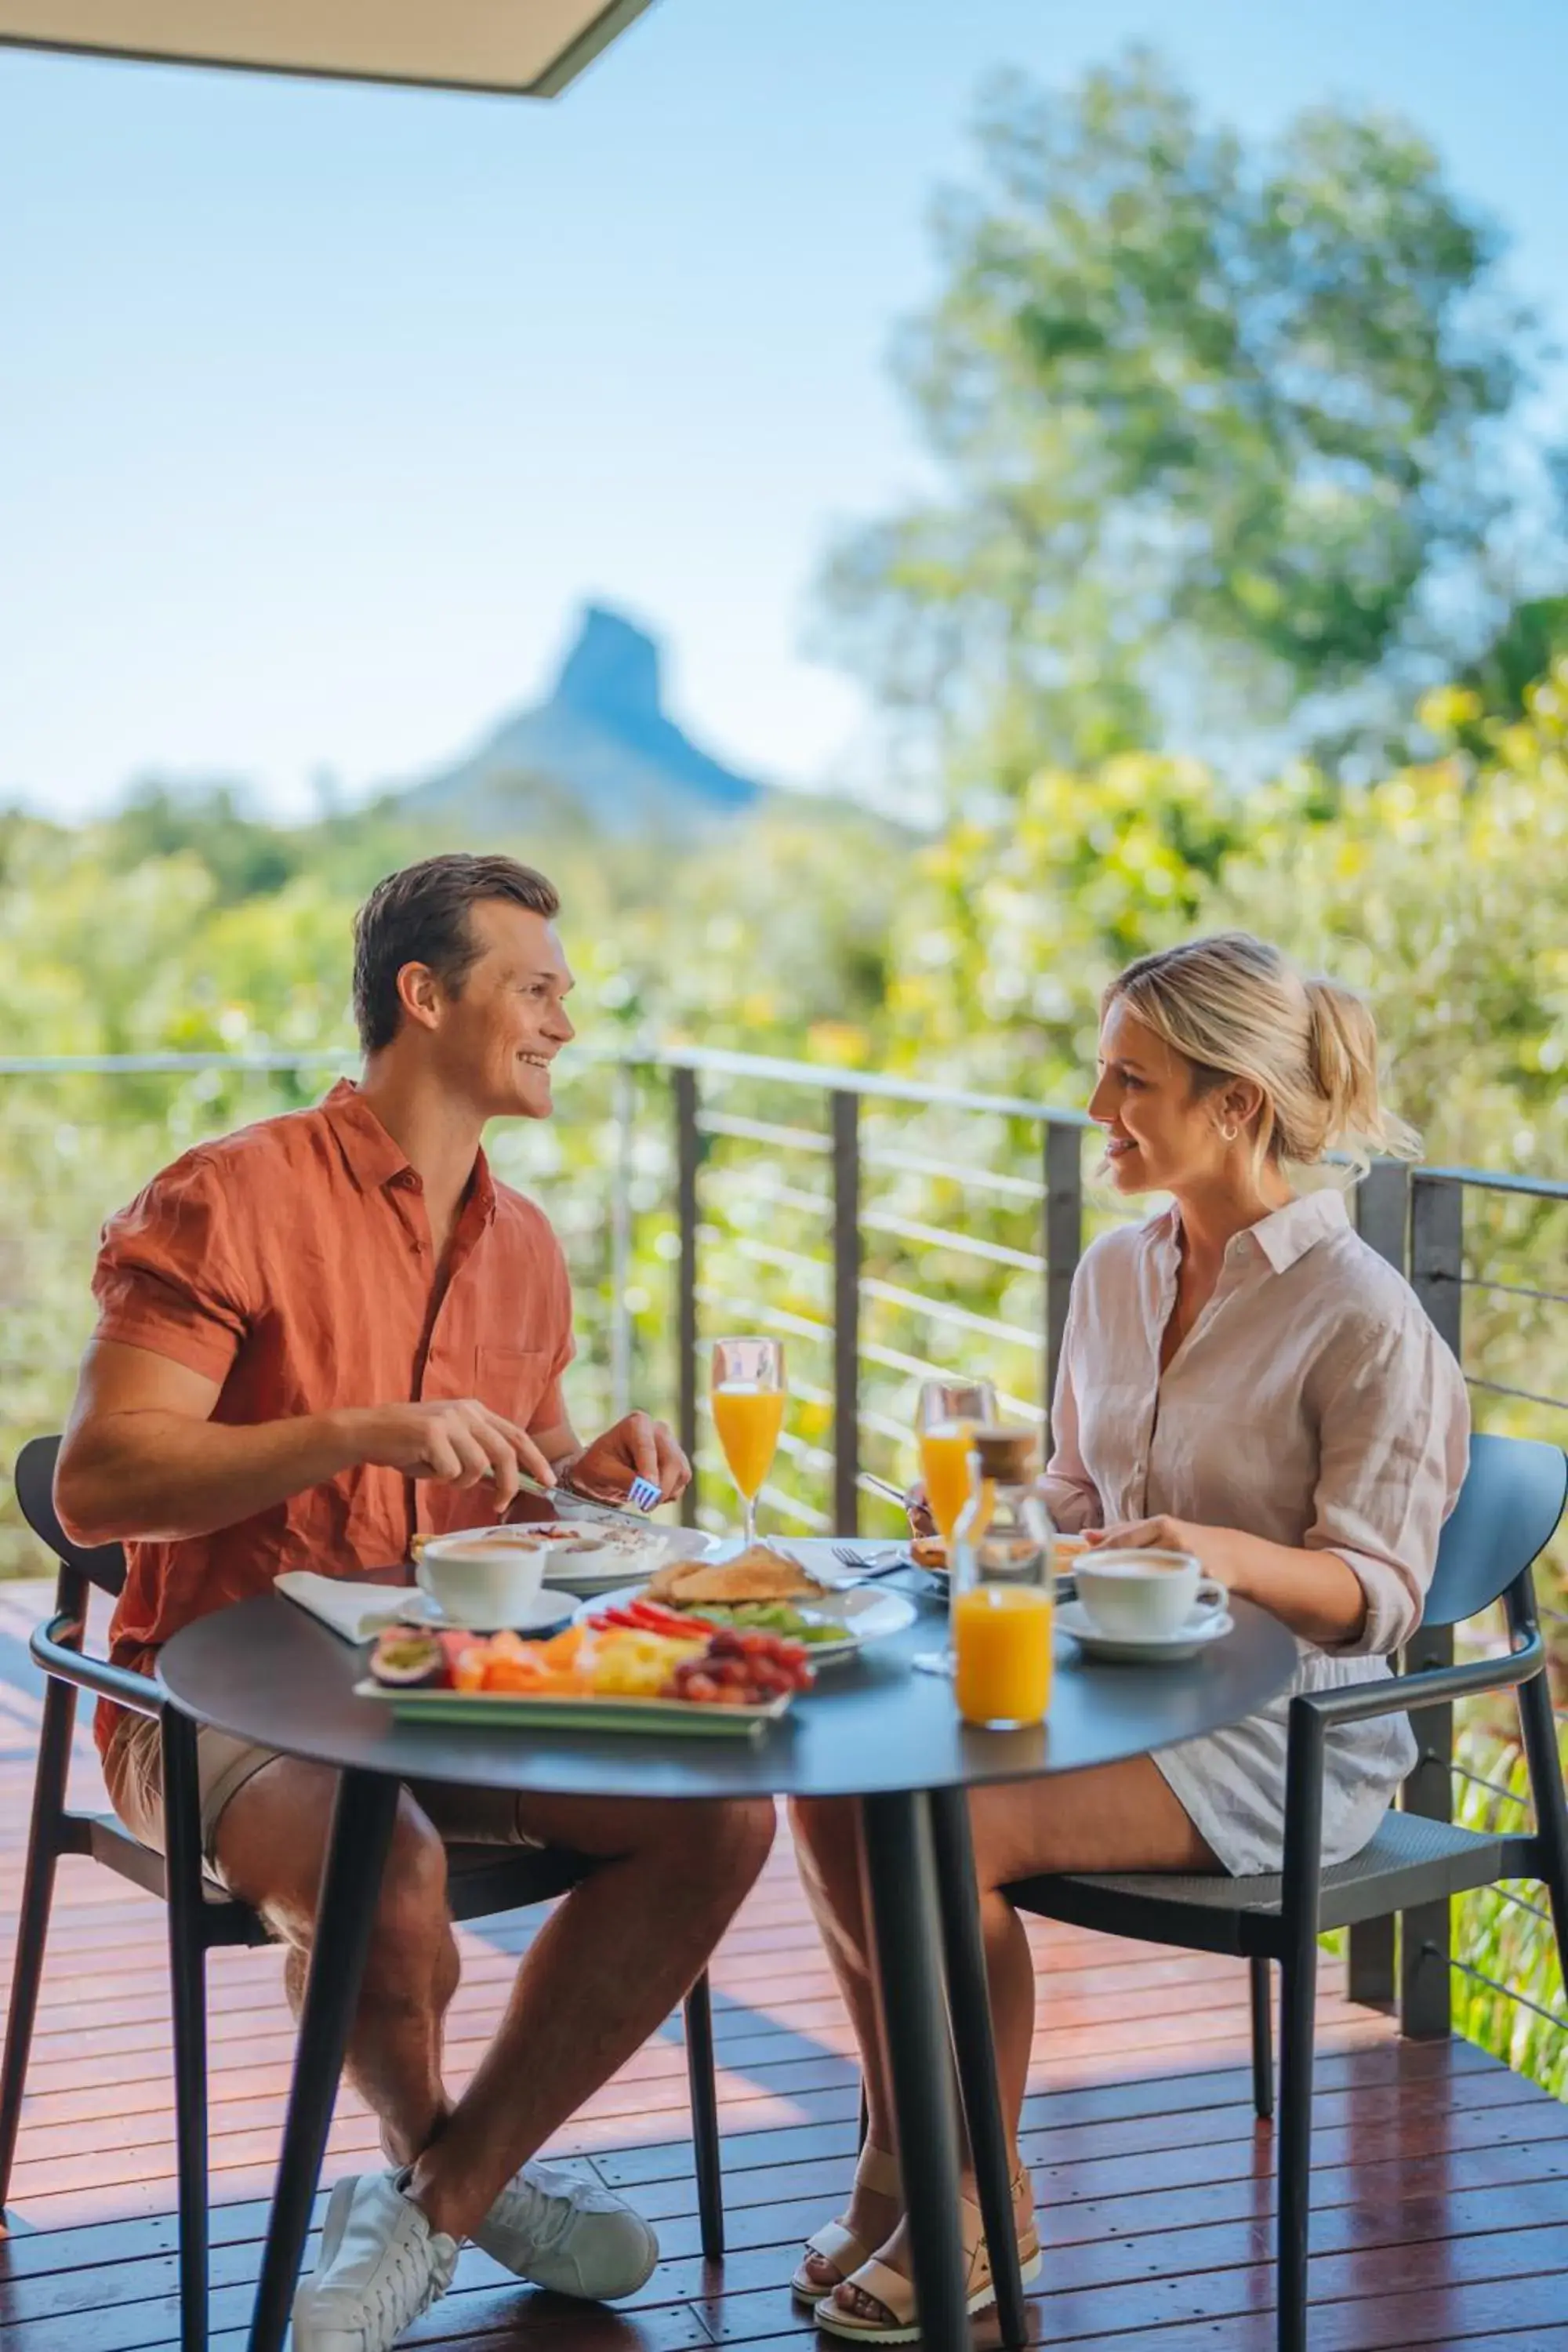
[1102,932,1418,1175]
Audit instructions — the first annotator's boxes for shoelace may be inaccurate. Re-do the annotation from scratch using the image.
[364,2227,448,2334]
[506,2177,578,2256]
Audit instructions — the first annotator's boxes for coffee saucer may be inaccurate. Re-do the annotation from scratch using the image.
[397,1590,575,1638]
[1056,1598,1233,1664]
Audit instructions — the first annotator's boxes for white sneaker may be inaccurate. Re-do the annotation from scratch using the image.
[473,2159,659,2299]
[292,2171,459,2352]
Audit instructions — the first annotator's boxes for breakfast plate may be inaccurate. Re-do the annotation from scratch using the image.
[416,1523,716,1599]
[578,1579,916,1667]
[1055,1597,1233,1664]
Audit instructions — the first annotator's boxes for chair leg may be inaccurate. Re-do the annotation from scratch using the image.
[1249,1956,1274,2122]
[0,1672,76,2211]
[1275,1926,1319,2352]
[163,1709,210,2352]
[682,1971,724,2260]
[1518,1670,1568,1986]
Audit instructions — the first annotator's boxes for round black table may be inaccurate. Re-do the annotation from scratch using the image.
[161,1582,1297,2352]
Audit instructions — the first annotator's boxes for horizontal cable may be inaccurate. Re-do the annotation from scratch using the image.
[1465,1376,1568,1413]
[1443,1953,1568,2031]
[1452,1762,1531,1810]
[1466,1884,1555,1930]
[693,1286,829,1345]
[0,1050,352,1075]
[862,1207,1044,1273]
[862,1144,1045,1202]
[727,1237,829,1284]
[857,1339,1044,1423]
[1455,1275,1568,1308]
[696,1111,830,1156]
[703,1171,832,1218]
[862,1276,1040,1351]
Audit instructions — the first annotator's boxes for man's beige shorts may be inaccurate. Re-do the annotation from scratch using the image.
[101,1707,543,1886]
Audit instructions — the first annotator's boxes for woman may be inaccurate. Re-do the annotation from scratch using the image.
[790,931,1469,2342]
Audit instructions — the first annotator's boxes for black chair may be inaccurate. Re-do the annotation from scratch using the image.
[0,1436,727,2350]
[1008,1431,1568,2352]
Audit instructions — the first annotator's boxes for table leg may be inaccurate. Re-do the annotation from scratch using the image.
[928,1785,1028,2349]
[248,1768,400,2352]
[858,1791,971,2352]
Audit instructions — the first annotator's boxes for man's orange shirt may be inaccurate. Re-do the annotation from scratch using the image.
[88,1080,574,1749]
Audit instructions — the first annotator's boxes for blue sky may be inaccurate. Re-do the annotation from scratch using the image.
[3,0,1566,818]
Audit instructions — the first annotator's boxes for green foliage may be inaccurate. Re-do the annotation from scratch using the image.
[821,49,1552,780]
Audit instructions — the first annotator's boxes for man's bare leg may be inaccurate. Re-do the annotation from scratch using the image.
[408,1792,776,2242]
[214,1757,460,2166]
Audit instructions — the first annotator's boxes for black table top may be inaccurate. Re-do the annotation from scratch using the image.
[158,1582,1298,1802]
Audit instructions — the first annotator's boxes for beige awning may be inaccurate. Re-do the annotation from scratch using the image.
[0,0,654,96]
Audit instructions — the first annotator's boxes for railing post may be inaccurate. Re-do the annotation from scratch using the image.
[673,1066,701,1530]
[1347,1159,1410,2009]
[1403,1171,1464,2038]
[1043,1122,1083,1450]
[832,1089,862,1536]
[609,1061,635,1424]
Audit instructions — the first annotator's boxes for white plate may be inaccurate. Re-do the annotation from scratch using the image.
[397,1588,579,1638]
[421,1523,715,1595]
[575,1579,916,1667]
[1056,1597,1233,1664]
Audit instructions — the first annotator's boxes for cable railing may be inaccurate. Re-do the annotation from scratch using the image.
[0,1044,1564,2084]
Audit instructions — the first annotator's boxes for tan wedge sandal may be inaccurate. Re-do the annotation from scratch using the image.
[791,2145,902,2301]
[813,2174,1040,2346]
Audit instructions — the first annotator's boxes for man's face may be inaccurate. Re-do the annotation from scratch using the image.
[424,899,576,1120]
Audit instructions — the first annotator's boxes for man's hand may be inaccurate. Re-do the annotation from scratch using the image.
[904,1478,937,1538]
[563,1411,691,1508]
[349,1400,557,1514]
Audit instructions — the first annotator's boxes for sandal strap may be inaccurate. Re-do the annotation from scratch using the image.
[855,2144,902,2199]
[801,2220,873,2272]
[829,2254,918,2331]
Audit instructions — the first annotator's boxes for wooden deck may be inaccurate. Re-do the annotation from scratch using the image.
[2,1577,1566,2352]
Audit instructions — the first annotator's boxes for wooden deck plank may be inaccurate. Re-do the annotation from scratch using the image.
[3,1577,1565,2352]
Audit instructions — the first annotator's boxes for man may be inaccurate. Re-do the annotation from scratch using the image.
[56,853,775,2352]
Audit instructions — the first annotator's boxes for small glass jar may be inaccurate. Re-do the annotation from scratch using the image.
[951,1427,1055,1729]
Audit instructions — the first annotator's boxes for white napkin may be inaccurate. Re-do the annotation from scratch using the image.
[275,1570,411,1643]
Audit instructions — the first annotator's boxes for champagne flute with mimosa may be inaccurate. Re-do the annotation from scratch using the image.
[710,1337,786,1548]
[911,1377,996,1676]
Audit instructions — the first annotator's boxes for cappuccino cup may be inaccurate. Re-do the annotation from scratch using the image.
[1073,1548,1224,1641]
[416,1532,551,1627]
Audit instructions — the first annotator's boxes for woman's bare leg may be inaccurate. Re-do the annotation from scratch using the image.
[797,1759,1216,2321]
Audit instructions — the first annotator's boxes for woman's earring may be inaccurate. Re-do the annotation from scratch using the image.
[1220,1123,1239,1145]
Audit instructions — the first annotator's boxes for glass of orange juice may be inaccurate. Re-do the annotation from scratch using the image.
[952,1427,1054,1730]
[710,1337,786,1548]
[910,1380,996,1679]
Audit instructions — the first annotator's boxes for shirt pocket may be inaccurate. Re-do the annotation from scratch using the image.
[474,1345,556,1431]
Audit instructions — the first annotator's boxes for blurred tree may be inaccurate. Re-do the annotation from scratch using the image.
[821,49,1559,787]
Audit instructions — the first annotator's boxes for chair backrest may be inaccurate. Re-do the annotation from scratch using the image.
[1424,1431,1567,1628]
[13,1434,128,1597]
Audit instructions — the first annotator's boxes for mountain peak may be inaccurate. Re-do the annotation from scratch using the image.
[397,601,766,837]
[555,604,663,728]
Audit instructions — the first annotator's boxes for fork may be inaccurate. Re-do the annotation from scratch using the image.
[831,1544,910,1585]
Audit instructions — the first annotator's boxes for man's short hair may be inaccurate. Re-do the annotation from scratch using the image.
[352,853,560,1054]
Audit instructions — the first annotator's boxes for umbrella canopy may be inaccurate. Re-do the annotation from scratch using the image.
[0,0,654,95]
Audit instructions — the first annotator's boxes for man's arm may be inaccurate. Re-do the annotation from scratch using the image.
[55,1338,558,1548]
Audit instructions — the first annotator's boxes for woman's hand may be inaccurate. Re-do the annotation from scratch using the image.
[1083,1516,1236,1587]
[904,1478,937,1538]
[1083,1517,1370,1644]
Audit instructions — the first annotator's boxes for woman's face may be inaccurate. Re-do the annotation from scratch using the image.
[1089,997,1230,1196]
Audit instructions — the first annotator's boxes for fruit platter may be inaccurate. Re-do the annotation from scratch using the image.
[354,1598,814,1737]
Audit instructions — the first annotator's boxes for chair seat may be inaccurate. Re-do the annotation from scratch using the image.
[71,1810,590,1944]
[1010,1811,1541,1955]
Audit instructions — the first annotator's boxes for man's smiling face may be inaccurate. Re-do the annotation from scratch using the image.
[428,898,576,1120]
